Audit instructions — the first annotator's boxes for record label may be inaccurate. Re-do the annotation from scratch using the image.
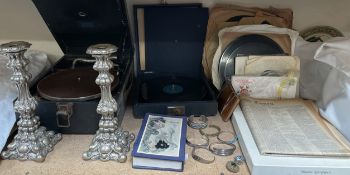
[140,76,208,103]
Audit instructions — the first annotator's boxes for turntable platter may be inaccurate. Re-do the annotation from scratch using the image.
[37,69,118,101]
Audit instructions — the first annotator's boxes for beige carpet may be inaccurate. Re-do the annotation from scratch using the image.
[0,108,249,175]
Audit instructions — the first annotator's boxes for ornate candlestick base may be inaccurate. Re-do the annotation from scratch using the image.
[1,126,62,162]
[0,41,61,162]
[82,44,134,162]
[82,128,135,162]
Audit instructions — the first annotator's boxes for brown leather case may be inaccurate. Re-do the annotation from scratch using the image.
[218,82,240,122]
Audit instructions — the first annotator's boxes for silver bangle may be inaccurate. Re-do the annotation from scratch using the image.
[187,115,208,129]
[209,142,236,156]
[191,147,215,164]
[217,131,238,145]
[186,135,209,147]
[199,125,221,137]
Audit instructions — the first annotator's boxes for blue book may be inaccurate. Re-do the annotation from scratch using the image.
[132,113,187,172]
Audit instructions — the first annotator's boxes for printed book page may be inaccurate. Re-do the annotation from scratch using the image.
[240,97,350,157]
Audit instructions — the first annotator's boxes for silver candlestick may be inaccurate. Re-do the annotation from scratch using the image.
[82,44,134,162]
[0,41,62,162]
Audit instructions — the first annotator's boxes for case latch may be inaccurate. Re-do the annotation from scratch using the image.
[56,102,74,128]
[167,106,185,116]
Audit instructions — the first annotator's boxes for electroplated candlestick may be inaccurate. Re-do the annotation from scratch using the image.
[82,44,134,162]
[0,41,61,162]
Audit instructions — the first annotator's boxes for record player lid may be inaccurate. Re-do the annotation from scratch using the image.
[134,5,208,78]
[32,0,130,55]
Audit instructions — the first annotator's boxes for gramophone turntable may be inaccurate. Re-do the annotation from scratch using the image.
[32,0,133,134]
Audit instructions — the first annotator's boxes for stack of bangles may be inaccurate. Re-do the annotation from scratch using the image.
[187,134,214,164]
[187,121,238,163]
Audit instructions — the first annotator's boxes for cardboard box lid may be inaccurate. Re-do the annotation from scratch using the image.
[134,5,208,78]
[32,0,131,56]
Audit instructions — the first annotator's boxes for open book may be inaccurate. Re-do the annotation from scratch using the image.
[240,97,350,157]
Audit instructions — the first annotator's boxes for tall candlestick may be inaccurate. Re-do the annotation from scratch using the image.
[0,41,61,162]
[82,44,134,162]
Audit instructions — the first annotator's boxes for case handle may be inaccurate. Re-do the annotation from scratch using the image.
[56,102,74,128]
[167,106,185,116]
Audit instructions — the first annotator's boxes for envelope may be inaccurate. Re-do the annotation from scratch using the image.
[231,73,299,99]
[235,55,300,75]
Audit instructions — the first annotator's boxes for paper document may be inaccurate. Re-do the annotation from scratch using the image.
[235,55,300,75]
[231,75,298,99]
[240,97,350,157]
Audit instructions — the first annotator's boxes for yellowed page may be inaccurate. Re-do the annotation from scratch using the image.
[240,97,350,157]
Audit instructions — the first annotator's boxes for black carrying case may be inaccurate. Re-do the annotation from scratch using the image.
[132,4,218,118]
[31,0,133,134]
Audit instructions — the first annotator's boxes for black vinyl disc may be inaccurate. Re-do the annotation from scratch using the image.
[218,34,284,85]
[37,68,118,101]
[140,76,207,103]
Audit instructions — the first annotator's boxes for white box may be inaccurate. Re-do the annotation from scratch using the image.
[232,106,350,175]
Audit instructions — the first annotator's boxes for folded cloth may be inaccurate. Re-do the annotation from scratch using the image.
[315,37,350,76]
[0,95,16,153]
[295,37,326,101]
[0,50,50,152]
[312,38,350,141]
[211,24,299,89]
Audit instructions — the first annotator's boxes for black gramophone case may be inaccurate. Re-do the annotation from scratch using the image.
[31,0,133,134]
[133,4,218,118]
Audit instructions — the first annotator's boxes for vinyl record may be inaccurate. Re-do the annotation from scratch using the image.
[140,76,208,103]
[300,26,344,42]
[37,68,118,101]
[218,34,284,84]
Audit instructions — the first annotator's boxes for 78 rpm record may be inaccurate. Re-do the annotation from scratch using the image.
[140,76,208,103]
[37,68,118,101]
[218,34,284,84]
[300,26,344,42]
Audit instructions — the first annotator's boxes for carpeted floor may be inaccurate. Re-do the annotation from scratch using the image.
[0,108,249,175]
